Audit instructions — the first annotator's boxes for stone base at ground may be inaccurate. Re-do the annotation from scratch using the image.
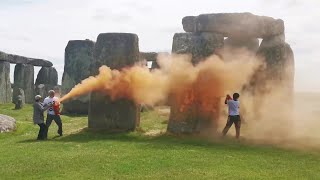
[89,95,140,131]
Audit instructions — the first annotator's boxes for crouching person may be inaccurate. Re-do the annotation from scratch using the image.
[33,95,50,140]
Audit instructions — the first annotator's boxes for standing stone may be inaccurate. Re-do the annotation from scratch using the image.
[248,35,294,123]
[61,40,94,114]
[34,67,58,98]
[13,64,34,103]
[35,84,46,99]
[0,62,11,103]
[88,33,140,131]
[12,88,25,109]
[256,34,288,85]
[168,32,224,134]
[172,32,224,64]
[35,67,58,86]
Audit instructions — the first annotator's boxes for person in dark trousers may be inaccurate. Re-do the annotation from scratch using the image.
[43,90,63,137]
[222,93,241,139]
[33,95,50,140]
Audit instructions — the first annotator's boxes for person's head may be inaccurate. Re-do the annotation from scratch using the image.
[35,95,42,102]
[233,93,240,100]
[48,90,55,98]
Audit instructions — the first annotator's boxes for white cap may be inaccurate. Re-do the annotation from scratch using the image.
[35,95,42,101]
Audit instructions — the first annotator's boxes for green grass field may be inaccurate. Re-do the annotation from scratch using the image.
[0,103,319,180]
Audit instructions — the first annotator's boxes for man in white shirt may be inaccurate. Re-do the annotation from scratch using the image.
[222,93,241,139]
[43,90,63,137]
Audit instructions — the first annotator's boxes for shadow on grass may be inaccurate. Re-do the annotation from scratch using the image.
[18,139,39,143]
[50,128,274,152]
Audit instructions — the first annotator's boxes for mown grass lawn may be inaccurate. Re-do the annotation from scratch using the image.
[0,104,319,180]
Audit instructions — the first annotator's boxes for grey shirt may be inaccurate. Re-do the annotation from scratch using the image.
[33,102,49,124]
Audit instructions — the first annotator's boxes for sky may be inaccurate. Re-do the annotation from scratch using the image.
[0,0,319,92]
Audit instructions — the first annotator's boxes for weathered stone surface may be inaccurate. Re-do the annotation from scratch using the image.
[257,37,287,76]
[224,37,259,52]
[182,16,197,32]
[12,88,25,108]
[182,13,284,38]
[91,33,140,71]
[34,66,58,99]
[0,114,16,133]
[35,84,61,99]
[13,64,34,103]
[168,33,223,134]
[0,62,12,103]
[139,52,159,69]
[259,34,285,49]
[0,51,52,67]
[140,52,157,62]
[249,36,294,100]
[89,33,140,131]
[35,67,58,86]
[61,40,95,114]
[35,84,46,99]
[167,95,199,134]
[172,32,224,64]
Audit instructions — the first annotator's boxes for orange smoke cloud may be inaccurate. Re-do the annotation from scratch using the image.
[59,48,320,150]
[59,66,113,103]
[60,51,261,114]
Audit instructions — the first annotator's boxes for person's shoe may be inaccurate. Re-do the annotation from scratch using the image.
[57,130,63,136]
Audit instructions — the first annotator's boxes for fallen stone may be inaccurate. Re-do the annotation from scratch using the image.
[0,114,16,133]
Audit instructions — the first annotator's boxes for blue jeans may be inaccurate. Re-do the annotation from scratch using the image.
[46,114,63,136]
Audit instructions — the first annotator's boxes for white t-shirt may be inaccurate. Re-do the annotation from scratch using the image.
[227,100,240,116]
[43,96,59,115]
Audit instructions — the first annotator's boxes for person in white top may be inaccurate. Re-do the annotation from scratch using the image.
[43,90,63,137]
[222,93,241,139]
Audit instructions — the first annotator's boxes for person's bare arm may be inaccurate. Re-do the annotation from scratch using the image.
[225,94,231,104]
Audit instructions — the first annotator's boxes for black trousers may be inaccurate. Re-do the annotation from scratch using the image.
[37,123,47,140]
[222,115,241,138]
[46,114,63,136]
